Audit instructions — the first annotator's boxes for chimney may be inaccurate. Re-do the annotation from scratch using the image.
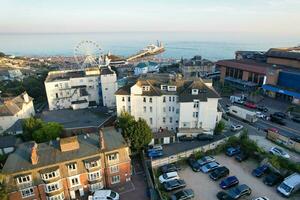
[99,129,105,150]
[23,92,29,103]
[31,143,39,165]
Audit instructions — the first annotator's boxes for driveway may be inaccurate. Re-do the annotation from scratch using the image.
[177,155,300,200]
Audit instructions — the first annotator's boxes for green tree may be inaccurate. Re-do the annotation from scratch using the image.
[32,122,63,143]
[117,111,135,142]
[23,117,44,140]
[214,121,225,135]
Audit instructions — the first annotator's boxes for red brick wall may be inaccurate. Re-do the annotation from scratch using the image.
[105,161,131,187]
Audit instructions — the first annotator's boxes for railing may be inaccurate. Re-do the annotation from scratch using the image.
[17,182,33,190]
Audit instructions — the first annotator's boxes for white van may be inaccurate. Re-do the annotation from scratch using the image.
[159,171,180,183]
[277,173,300,197]
[88,190,119,200]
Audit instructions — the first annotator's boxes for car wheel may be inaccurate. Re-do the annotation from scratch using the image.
[247,189,252,195]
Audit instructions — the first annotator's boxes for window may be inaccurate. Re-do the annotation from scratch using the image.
[150,118,153,125]
[142,86,150,91]
[192,89,199,95]
[90,182,103,192]
[128,97,130,102]
[163,117,166,123]
[122,97,125,102]
[111,175,120,184]
[149,98,152,103]
[161,85,168,90]
[143,106,146,113]
[176,109,179,114]
[85,160,100,169]
[45,181,60,192]
[193,100,199,108]
[169,97,172,102]
[17,175,31,184]
[163,97,166,103]
[122,106,125,111]
[54,84,58,87]
[70,177,80,186]
[173,97,175,102]
[168,86,177,91]
[172,107,175,112]
[67,163,77,171]
[110,165,119,173]
[150,106,153,112]
[108,153,119,162]
[193,112,198,118]
[21,187,34,198]
[55,93,58,99]
[143,97,146,102]
[88,171,101,181]
[170,117,173,123]
[41,170,60,180]
[169,107,171,112]
[47,192,65,200]
[128,106,131,112]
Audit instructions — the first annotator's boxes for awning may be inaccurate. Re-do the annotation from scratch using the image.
[262,84,300,99]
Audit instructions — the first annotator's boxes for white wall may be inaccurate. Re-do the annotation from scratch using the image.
[100,73,117,108]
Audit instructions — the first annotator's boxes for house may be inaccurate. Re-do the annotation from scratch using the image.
[150,128,176,145]
[180,56,214,78]
[115,74,222,136]
[2,127,131,200]
[0,92,35,134]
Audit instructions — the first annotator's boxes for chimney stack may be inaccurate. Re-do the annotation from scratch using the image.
[23,92,29,103]
[31,143,39,165]
[99,129,105,150]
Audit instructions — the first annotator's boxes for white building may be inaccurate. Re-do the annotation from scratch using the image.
[134,61,159,75]
[45,67,117,111]
[115,74,222,136]
[0,92,35,134]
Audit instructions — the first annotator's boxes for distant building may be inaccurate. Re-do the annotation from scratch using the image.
[115,74,222,136]
[266,47,300,69]
[235,51,267,62]
[180,56,214,78]
[134,61,159,75]
[0,92,35,134]
[44,67,117,110]
[8,69,24,81]
[2,127,131,200]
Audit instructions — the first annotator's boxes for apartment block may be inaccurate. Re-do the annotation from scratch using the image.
[44,67,117,110]
[2,127,131,200]
[115,74,222,136]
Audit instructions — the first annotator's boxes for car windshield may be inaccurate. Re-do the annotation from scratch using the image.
[280,182,292,193]
[110,191,116,198]
[224,177,234,184]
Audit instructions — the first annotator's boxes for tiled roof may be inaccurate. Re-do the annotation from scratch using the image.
[0,92,33,116]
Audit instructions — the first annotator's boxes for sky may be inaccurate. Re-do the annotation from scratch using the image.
[0,0,300,38]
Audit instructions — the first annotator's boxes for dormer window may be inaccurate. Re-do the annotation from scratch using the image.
[84,157,101,170]
[192,89,199,95]
[161,85,168,90]
[168,86,177,91]
[16,175,32,184]
[40,168,60,181]
[67,163,77,172]
[142,86,150,91]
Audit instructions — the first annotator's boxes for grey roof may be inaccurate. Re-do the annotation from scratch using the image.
[153,130,175,139]
[267,48,300,61]
[6,119,24,133]
[0,135,17,149]
[40,108,112,129]
[2,127,127,174]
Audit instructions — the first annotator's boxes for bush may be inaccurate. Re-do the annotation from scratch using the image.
[214,121,225,135]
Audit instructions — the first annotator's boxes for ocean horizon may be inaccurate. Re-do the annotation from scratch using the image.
[0,32,298,61]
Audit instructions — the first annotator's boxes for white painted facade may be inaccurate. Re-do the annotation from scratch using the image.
[0,92,35,134]
[100,72,118,108]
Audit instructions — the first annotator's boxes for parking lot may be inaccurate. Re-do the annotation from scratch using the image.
[177,154,300,200]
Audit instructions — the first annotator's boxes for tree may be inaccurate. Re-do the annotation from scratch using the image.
[117,112,153,152]
[23,117,44,140]
[32,122,63,143]
[214,121,225,135]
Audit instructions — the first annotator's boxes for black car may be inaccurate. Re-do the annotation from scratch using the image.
[217,184,251,200]
[188,155,201,172]
[209,166,230,181]
[270,115,286,125]
[263,173,283,186]
[163,179,186,191]
[170,189,194,200]
[197,134,214,141]
[160,163,181,173]
[235,152,249,162]
[257,105,268,112]
[273,112,287,119]
[178,135,194,142]
[292,116,300,123]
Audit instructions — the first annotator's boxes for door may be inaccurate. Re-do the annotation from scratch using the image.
[70,190,76,199]
[79,188,84,196]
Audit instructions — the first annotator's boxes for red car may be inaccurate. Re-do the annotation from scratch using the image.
[265,128,279,133]
[244,101,257,109]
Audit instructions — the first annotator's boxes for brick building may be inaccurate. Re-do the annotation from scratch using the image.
[2,127,131,200]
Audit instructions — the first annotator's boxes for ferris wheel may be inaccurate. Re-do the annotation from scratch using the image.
[74,40,103,69]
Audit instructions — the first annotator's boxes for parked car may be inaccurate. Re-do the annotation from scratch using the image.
[230,124,243,132]
[170,189,194,200]
[235,151,249,162]
[148,144,163,152]
[197,134,214,141]
[269,147,290,159]
[219,176,239,189]
[178,135,194,142]
[273,112,287,119]
[263,172,284,186]
[188,156,202,172]
[160,163,181,173]
[244,101,257,109]
[292,116,300,123]
[163,179,186,191]
[159,172,180,183]
[257,105,268,112]
[201,161,220,173]
[277,173,300,197]
[209,166,230,180]
[252,165,269,177]
[226,146,241,156]
[270,114,286,125]
[256,111,266,119]
[252,197,269,200]
[89,190,119,200]
[197,156,215,166]
[148,150,163,158]
[217,184,251,200]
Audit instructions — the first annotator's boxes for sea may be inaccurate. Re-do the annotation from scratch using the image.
[0,32,298,61]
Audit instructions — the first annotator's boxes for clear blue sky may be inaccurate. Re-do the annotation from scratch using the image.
[1,0,300,37]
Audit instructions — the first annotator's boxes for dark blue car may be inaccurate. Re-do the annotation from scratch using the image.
[219,176,239,189]
[252,165,269,177]
[226,147,241,156]
[148,150,163,158]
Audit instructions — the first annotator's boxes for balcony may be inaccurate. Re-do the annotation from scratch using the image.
[44,180,64,195]
[40,167,61,183]
[84,156,101,172]
[17,181,33,190]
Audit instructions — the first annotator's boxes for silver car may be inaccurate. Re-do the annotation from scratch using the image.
[200,161,220,173]
[197,156,215,166]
